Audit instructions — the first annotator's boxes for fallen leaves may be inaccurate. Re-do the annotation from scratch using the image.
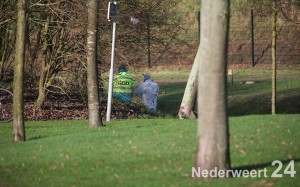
[287,154,294,159]
[64,154,70,159]
[48,163,65,170]
[23,95,143,121]
[239,149,247,155]
[252,179,275,187]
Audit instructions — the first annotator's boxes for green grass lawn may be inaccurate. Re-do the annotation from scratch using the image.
[102,65,300,118]
[0,115,299,186]
[230,65,300,80]
[227,79,300,116]
[1,66,299,186]
[131,64,300,81]
[157,79,300,117]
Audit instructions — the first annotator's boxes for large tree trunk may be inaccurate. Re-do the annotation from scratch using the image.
[271,0,277,115]
[195,0,231,178]
[13,0,27,142]
[86,0,102,127]
[178,47,200,119]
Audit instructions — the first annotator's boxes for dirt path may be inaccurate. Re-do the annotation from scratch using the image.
[156,75,300,84]
[156,78,187,83]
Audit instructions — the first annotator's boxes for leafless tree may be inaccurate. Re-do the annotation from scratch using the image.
[0,0,16,82]
[13,0,27,142]
[86,0,103,127]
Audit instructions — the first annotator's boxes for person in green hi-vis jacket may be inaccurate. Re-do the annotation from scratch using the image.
[113,64,135,104]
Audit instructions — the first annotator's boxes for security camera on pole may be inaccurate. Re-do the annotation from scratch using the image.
[106,1,117,122]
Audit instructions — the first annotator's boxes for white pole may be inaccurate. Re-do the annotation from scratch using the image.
[106,10,117,122]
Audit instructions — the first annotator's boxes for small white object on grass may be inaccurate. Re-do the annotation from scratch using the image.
[245,81,255,84]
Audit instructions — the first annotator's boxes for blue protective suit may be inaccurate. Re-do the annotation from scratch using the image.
[135,79,159,112]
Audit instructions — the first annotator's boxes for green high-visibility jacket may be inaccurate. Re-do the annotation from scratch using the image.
[113,72,135,93]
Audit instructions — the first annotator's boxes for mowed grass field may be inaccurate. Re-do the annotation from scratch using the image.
[0,115,299,187]
[152,64,300,117]
[1,66,300,186]
[157,79,300,117]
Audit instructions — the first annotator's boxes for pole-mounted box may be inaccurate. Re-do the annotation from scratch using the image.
[107,2,117,21]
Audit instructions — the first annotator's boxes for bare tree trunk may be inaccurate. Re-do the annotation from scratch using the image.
[86,0,102,127]
[178,47,200,119]
[35,11,68,110]
[0,1,16,82]
[272,0,278,115]
[13,0,27,142]
[36,70,47,109]
[0,27,13,81]
[195,0,231,178]
[35,14,50,110]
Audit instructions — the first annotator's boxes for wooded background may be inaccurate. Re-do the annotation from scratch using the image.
[0,0,299,115]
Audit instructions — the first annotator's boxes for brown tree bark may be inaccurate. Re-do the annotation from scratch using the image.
[35,14,50,110]
[195,0,231,178]
[13,0,27,142]
[0,1,16,82]
[86,0,103,127]
[33,2,75,110]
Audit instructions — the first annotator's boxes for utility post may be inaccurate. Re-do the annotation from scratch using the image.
[106,1,117,121]
[250,8,255,67]
[147,12,151,68]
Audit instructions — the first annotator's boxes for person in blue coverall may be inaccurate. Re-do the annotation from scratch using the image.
[135,73,159,112]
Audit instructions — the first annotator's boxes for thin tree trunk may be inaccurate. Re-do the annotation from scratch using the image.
[36,72,47,110]
[35,15,50,110]
[0,28,8,80]
[178,47,200,119]
[272,0,277,115]
[13,0,27,142]
[195,0,231,178]
[0,22,14,81]
[86,0,102,127]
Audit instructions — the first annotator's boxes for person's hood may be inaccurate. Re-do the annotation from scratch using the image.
[143,73,152,81]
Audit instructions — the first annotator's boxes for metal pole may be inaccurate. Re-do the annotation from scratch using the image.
[251,9,255,67]
[271,0,278,115]
[197,11,200,44]
[147,13,151,68]
[106,10,117,122]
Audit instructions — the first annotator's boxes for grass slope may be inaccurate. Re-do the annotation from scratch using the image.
[0,115,299,187]
[157,79,300,117]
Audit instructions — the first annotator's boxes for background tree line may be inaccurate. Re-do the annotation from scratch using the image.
[1,0,189,109]
[1,0,299,111]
